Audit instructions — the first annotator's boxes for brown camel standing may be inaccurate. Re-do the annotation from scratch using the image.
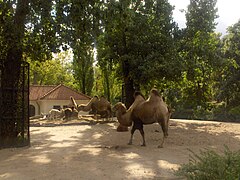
[129,88,171,148]
[114,89,172,148]
[70,96,112,120]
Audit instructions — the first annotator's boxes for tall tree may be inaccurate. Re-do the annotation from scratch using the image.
[97,0,180,107]
[218,20,240,108]
[72,44,94,95]
[182,0,221,108]
[0,0,61,146]
[0,0,30,146]
[55,0,101,95]
[25,0,60,60]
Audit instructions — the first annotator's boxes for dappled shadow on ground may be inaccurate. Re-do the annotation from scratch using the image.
[167,120,240,152]
[30,118,116,127]
[0,118,240,179]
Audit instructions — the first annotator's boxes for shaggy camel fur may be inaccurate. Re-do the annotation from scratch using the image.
[70,96,112,120]
[48,109,64,120]
[113,91,145,127]
[129,88,171,148]
[91,96,112,120]
[70,96,98,112]
[63,107,78,120]
[114,89,171,148]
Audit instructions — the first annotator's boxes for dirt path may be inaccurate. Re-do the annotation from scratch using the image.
[1,118,240,180]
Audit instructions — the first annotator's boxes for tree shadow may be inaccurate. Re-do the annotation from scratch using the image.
[0,119,240,179]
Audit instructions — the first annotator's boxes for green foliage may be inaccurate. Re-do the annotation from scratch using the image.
[72,44,94,96]
[1,0,240,121]
[92,65,122,103]
[24,0,61,61]
[175,147,240,180]
[97,0,182,97]
[229,106,240,116]
[0,1,13,59]
[193,106,213,120]
[218,20,240,109]
[223,106,240,121]
[186,0,218,34]
[180,0,221,109]
[55,0,101,96]
[0,0,62,62]
[27,51,75,87]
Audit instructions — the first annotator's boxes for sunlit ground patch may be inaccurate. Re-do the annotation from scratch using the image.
[158,160,180,170]
[30,154,51,164]
[0,173,13,179]
[124,163,156,178]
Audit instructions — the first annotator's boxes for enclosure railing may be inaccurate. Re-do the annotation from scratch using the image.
[0,61,30,148]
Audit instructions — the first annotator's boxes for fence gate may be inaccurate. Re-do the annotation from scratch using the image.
[0,61,30,148]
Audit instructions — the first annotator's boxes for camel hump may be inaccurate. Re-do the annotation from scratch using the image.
[89,96,99,103]
[113,102,127,112]
[100,96,108,102]
[150,88,160,96]
[134,91,145,99]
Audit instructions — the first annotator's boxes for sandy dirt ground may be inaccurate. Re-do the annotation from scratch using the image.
[1,117,240,180]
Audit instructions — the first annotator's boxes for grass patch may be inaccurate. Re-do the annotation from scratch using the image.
[175,146,240,180]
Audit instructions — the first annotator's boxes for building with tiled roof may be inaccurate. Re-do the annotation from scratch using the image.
[29,84,91,116]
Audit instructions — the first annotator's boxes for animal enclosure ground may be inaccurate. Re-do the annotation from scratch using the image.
[0,118,240,180]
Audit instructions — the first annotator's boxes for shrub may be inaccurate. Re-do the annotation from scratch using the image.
[193,107,213,120]
[175,147,240,180]
[228,106,240,119]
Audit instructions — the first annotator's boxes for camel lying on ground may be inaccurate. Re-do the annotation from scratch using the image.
[47,107,78,121]
[63,107,78,120]
[114,89,172,148]
[48,109,64,120]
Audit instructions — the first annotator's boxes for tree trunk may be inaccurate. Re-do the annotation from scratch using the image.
[1,51,22,146]
[103,67,111,101]
[0,0,29,147]
[122,60,135,109]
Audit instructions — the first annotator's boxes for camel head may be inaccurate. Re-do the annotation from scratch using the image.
[113,102,127,113]
[113,102,132,127]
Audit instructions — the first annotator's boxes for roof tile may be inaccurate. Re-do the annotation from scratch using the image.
[30,84,91,101]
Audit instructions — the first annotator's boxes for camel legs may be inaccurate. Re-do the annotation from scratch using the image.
[158,137,164,148]
[161,121,168,137]
[128,128,135,145]
[139,128,146,146]
[158,121,168,148]
[128,120,145,146]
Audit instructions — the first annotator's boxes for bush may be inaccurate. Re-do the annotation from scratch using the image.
[212,105,240,122]
[175,147,240,180]
[228,106,240,119]
[193,107,213,120]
